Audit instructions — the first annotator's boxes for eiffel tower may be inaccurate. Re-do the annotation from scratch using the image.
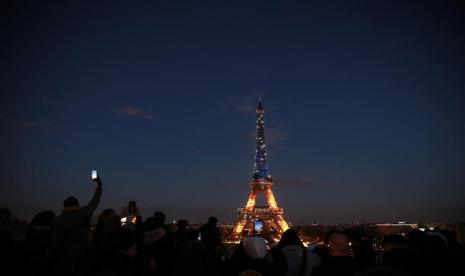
[231,99,290,239]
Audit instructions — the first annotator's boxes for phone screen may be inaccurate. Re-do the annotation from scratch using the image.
[91,170,97,180]
[254,220,263,233]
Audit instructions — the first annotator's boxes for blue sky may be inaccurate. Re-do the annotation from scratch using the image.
[1,0,464,223]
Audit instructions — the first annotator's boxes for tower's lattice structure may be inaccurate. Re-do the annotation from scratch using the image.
[231,100,290,239]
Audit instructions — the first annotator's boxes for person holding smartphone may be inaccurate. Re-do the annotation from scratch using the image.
[120,201,141,219]
[43,171,103,275]
[120,201,141,230]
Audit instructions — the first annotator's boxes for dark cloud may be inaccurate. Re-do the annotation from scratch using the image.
[238,103,256,114]
[119,106,155,120]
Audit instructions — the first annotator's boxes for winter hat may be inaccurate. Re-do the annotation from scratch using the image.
[243,236,268,260]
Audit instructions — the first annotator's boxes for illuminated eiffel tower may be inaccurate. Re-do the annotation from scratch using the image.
[231,99,290,239]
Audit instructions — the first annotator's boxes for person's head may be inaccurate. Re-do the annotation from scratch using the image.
[144,217,158,231]
[383,234,408,252]
[128,201,137,214]
[328,233,351,256]
[97,209,118,226]
[407,229,428,248]
[30,211,55,228]
[0,208,12,225]
[324,229,339,244]
[153,211,166,225]
[438,229,456,246]
[428,232,449,256]
[63,196,79,208]
[177,219,189,232]
[278,228,303,248]
[208,216,218,225]
[243,236,269,260]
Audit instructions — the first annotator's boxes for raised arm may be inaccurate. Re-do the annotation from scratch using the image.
[85,176,102,213]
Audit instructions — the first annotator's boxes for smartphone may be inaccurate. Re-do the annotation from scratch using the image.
[254,220,263,233]
[91,170,98,180]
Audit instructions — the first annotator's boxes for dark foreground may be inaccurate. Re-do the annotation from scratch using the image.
[1,180,464,276]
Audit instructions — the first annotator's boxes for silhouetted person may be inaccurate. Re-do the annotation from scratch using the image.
[177,219,188,231]
[121,201,141,218]
[121,201,142,233]
[174,219,189,244]
[89,208,134,274]
[197,216,223,275]
[355,234,412,276]
[20,210,55,275]
[382,234,411,271]
[43,175,102,276]
[312,230,337,265]
[439,229,465,276]
[353,235,376,268]
[427,231,451,276]
[0,208,17,272]
[91,209,120,253]
[227,236,280,276]
[140,213,175,275]
[172,219,203,275]
[407,229,431,276]
[0,207,13,229]
[199,216,221,249]
[313,233,359,276]
[276,229,321,276]
[153,211,171,233]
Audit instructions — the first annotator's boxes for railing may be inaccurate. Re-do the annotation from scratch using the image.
[237,207,283,214]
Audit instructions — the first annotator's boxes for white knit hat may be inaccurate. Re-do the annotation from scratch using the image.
[243,236,268,260]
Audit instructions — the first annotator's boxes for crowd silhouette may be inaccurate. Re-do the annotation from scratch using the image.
[1,177,464,276]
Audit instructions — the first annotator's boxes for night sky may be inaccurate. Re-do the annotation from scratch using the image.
[1,0,464,224]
